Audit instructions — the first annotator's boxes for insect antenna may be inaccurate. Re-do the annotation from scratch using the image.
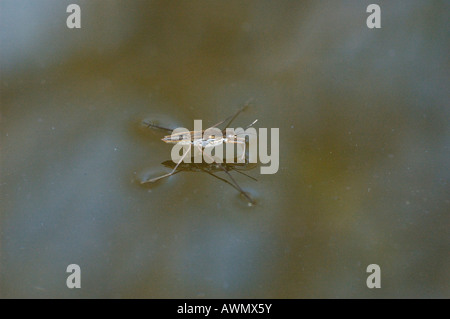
[245,119,258,129]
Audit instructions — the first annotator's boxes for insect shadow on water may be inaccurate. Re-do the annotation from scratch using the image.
[141,102,258,205]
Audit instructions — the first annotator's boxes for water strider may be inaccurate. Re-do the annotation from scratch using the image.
[141,103,258,205]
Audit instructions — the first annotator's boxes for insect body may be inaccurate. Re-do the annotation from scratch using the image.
[141,103,257,205]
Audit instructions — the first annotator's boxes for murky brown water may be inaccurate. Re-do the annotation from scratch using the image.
[1,0,449,298]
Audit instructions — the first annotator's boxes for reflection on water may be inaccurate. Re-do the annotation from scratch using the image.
[1,1,449,298]
[149,158,258,206]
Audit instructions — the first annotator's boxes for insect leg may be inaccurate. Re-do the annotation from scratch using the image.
[209,99,253,130]
[199,145,255,205]
[143,146,191,183]
[199,168,241,192]
[142,121,174,133]
[141,169,182,184]
[232,169,258,181]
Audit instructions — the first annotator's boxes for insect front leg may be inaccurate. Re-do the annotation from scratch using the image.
[142,145,191,183]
